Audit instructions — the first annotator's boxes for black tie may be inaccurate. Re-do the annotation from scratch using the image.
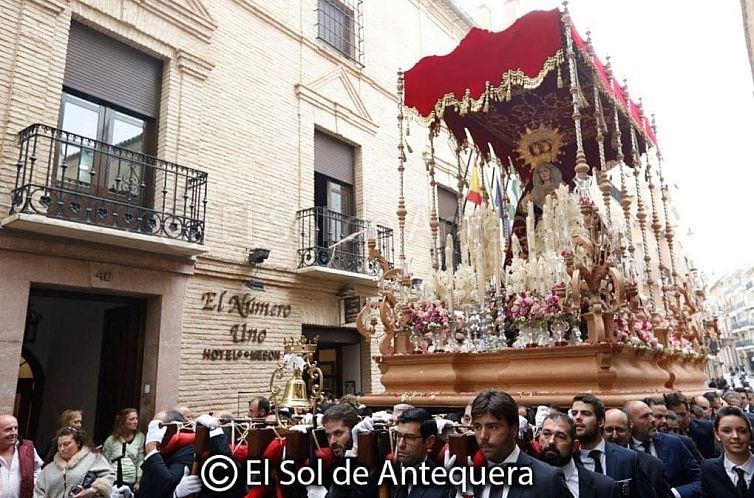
[486,464,513,498]
[643,441,652,454]
[394,485,408,498]
[588,450,603,474]
[734,467,748,498]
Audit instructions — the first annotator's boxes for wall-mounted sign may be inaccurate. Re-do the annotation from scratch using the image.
[199,290,293,361]
[343,295,363,324]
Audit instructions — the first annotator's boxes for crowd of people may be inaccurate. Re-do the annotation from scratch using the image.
[2,386,754,498]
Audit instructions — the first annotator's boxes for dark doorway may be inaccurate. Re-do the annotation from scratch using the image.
[93,304,145,444]
[19,289,146,449]
[302,326,362,398]
[14,348,45,441]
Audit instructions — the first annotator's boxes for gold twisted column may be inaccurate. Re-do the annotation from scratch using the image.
[605,57,634,260]
[624,81,654,308]
[426,135,440,271]
[396,71,408,278]
[650,115,672,316]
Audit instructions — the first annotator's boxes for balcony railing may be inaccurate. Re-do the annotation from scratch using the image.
[9,124,207,244]
[736,339,754,349]
[296,207,393,276]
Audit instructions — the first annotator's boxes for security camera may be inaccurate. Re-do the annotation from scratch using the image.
[248,248,270,265]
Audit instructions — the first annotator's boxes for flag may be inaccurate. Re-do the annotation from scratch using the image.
[495,175,504,215]
[465,165,483,205]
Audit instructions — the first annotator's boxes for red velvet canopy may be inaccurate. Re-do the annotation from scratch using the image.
[403,8,656,183]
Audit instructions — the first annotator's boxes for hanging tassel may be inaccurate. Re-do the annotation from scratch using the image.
[405,118,410,136]
[483,82,490,113]
[557,62,564,89]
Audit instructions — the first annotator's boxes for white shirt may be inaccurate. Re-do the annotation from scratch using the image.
[562,458,580,498]
[479,445,521,498]
[723,453,754,488]
[631,437,657,457]
[578,439,606,474]
[0,441,43,498]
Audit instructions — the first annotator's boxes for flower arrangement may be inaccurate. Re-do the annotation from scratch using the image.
[632,318,660,350]
[507,292,545,329]
[610,312,631,343]
[668,333,697,358]
[405,300,450,353]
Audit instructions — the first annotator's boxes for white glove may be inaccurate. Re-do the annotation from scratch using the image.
[350,418,374,450]
[195,414,218,430]
[173,467,202,498]
[534,406,550,429]
[518,415,530,438]
[288,424,310,433]
[110,485,134,498]
[443,451,474,471]
[372,411,392,424]
[145,420,167,446]
[436,419,456,433]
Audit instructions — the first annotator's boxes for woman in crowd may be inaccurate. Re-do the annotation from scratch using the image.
[44,408,84,464]
[34,426,114,498]
[102,408,144,491]
[701,406,754,497]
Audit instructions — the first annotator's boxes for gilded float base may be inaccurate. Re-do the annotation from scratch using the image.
[361,344,708,409]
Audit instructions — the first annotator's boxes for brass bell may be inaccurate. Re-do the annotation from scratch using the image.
[279,369,310,409]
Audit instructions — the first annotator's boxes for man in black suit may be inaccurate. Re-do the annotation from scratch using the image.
[570,394,655,498]
[624,400,701,498]
[692,397,712,421]
[702,393,722,419]
[666,392,717,459]
[646,397,702,463]
[537,412,620,498]
[390,408,451,498]
[604,408,674,498]
[322,404,380,498]
[469,390,571,497]
[138,410,195,498]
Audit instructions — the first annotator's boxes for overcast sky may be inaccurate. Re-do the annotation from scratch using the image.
[453,0,754,282]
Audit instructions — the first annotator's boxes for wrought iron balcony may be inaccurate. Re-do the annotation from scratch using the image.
[296,207,393,277]
[8,124,207,245]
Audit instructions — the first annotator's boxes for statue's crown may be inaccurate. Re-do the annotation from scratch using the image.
[515,123,564,169]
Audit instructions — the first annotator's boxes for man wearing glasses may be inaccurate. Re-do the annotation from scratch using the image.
[603,409,673,498]
[390,408,451,498]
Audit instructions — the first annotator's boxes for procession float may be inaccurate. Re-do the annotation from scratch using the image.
[355,5,717,408]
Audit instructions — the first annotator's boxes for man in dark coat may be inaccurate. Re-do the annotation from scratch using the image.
[666,393,715,460]
[571,394,656,498]
[625,401,701,498]
[469,390,571,498]
[388,408,451,498]
[537,412,620,498]
[138,410,194,498]
[322,404,380,498]
[604,408,674,498]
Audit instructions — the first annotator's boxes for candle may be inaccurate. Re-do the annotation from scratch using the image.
[526,200,536,258]
[445,233,455,317]
[473,215,485,303]
[512,233,520,259]
[493,222,501,293]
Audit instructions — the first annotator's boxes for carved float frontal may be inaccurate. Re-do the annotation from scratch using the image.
[358,5,713,409]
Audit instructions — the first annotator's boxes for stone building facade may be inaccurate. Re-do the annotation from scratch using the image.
[0,0,476,445]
